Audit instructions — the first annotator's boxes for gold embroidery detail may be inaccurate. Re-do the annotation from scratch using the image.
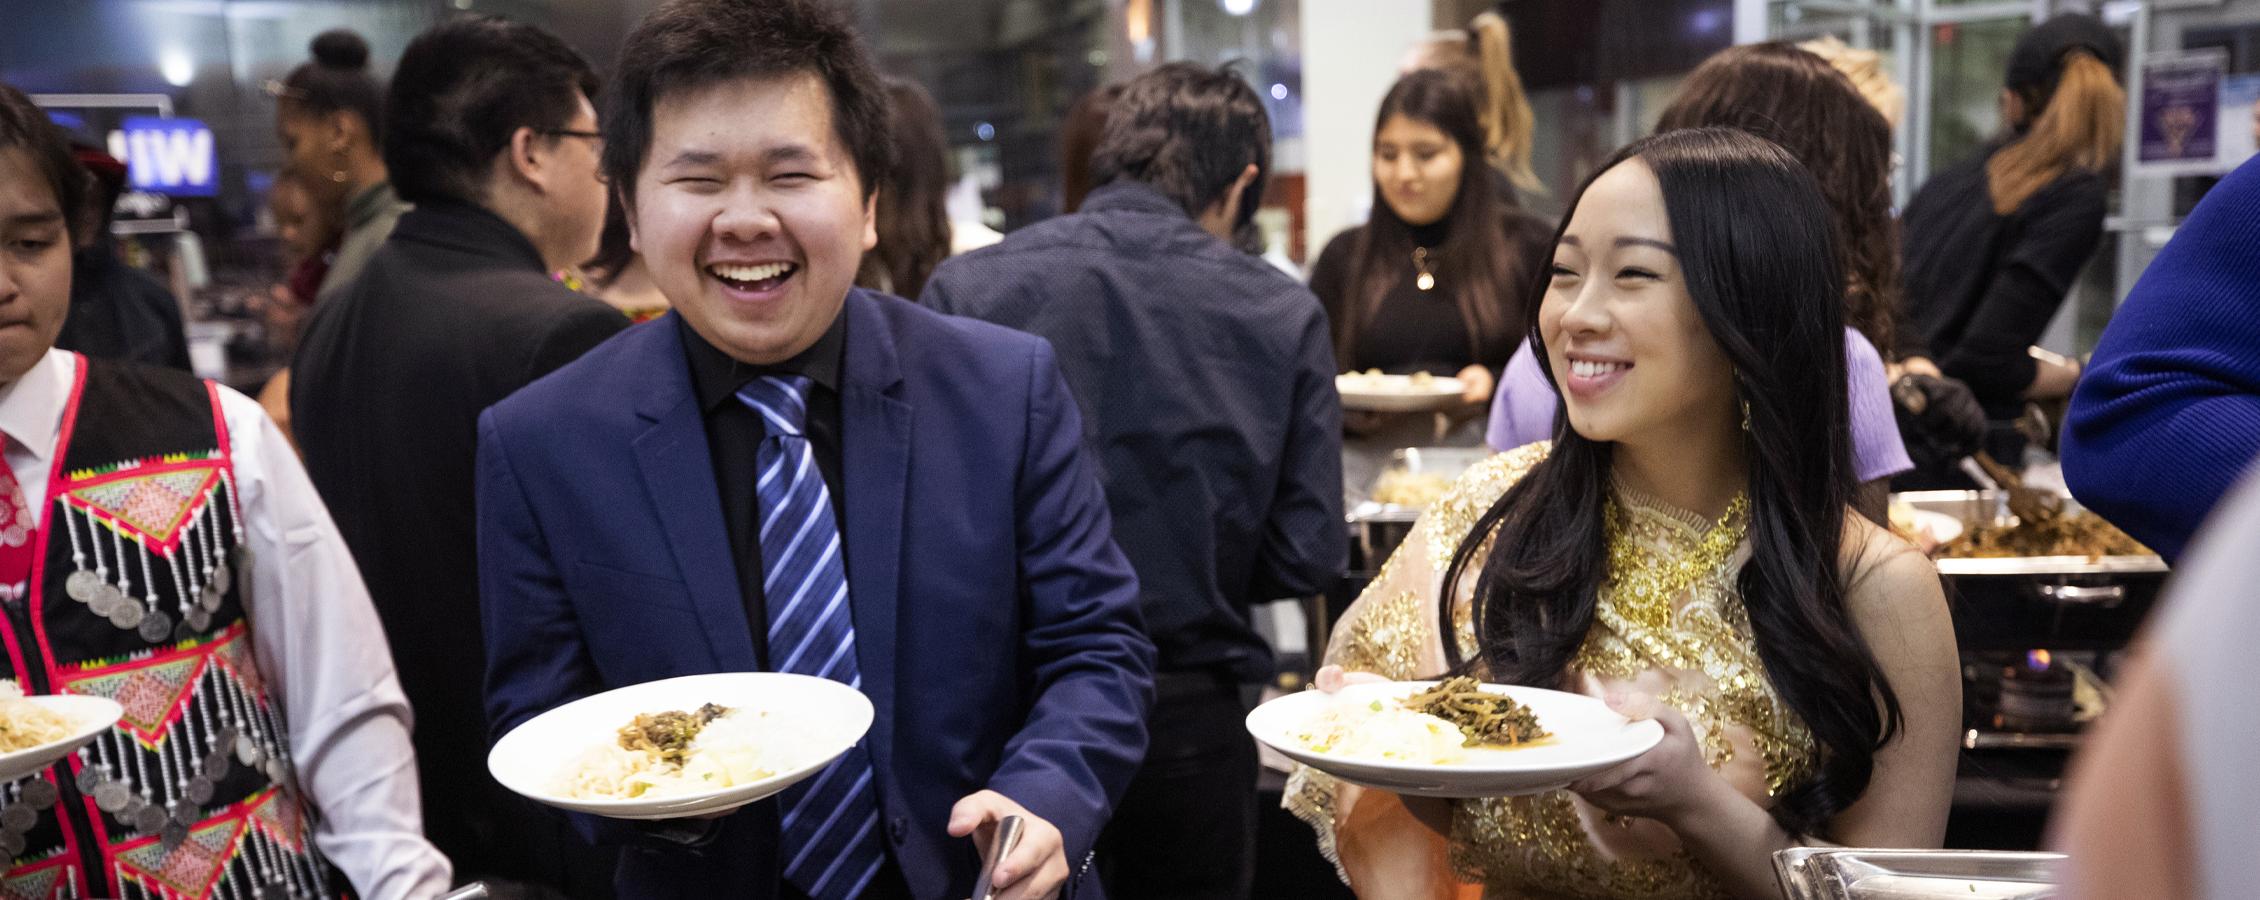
[1288,445,1820,897]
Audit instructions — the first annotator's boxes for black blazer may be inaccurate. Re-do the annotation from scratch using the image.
[289,200,627,889]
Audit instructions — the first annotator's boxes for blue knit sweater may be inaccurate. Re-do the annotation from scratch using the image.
[2063,155,2260,562]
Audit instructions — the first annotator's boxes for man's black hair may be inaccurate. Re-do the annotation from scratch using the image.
[1089,62,1272,228]
[382,15,600,207]
[604,0,893,202]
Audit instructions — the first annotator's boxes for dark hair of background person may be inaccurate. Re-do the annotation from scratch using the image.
[856,77,952,298]
[604,0,893,204]
[381,15,600,207]
[1089,62,1271,232]
[1657,41,1901,357]
[1439,127,1901,839]
[70,144,130,242]
[1336,69,1526,369]
[1411,9,1542,196]
[278,30,385,145]
[0,83,87,239]
[584,188,636,286]
[1988,16,2125,215]
[1060,83,1124,213]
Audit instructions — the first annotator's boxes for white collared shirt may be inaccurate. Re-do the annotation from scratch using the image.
[0,350,451,900]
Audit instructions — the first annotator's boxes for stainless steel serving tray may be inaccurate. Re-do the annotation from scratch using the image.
[1346,447,1491,573]
[1774,848,2065,900]
[1894,490,2166,577]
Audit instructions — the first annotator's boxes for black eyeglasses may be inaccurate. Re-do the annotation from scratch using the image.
[541,129,604,143]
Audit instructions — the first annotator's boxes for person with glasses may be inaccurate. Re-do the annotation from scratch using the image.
[287,15,626,897]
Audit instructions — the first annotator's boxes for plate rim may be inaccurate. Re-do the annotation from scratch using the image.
[1247,680,1664,778]
[1336,375,1466,399]
[0,694,124,774]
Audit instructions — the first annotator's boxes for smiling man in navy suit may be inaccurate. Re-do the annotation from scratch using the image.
[474,1,1156,898]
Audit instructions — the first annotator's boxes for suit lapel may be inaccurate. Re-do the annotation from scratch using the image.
[838,292,909,778]
[630,321,761,673]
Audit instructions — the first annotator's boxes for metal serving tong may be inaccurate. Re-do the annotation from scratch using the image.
[970,814,1025,900]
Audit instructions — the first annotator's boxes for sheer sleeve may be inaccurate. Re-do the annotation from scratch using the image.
[1284,442,1551,880]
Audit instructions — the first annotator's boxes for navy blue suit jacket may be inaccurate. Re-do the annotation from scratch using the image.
[477,289,1156,899]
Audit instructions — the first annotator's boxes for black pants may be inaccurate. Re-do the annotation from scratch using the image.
[1095,673,1259,900]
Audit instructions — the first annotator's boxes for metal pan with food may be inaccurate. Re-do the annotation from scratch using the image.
[1347,447,1492,572]
[1893,490,2164,651]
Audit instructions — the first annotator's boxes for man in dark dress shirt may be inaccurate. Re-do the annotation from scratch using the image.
[288,17,623,897]
[682,307,849,630]
[923,63,1346,899]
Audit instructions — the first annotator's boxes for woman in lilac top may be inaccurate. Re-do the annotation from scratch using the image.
[1493,42,1918,507]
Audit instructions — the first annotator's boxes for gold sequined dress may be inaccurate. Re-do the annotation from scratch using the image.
[1287,443,1818,899]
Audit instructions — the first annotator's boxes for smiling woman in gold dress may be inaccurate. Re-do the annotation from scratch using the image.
[1289,128,1962,900]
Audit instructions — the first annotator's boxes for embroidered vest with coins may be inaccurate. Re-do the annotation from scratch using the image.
[0,357,343,899]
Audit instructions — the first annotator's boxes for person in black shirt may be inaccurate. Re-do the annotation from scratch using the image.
[54,146,190,371]
[923,62,1345,900]
[1310,71,1550,396]
[288,16,624,897]
[1901,14,2124,465]
[1310,70,1552,495]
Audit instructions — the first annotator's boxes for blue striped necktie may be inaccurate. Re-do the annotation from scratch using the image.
[738,374,885,900]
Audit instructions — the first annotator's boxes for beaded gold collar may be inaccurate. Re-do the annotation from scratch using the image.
[1603,491,1751,634]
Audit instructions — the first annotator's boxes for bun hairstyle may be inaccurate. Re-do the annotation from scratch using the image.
[1988,14,2125,214]
[280,29,384,143]
[310,30,371,71]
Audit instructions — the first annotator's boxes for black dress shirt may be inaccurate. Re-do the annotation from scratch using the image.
[289,199,628,892]
[56,238,191,371]
[679,311,846,667]
[921,180,1347,683]
[1307,211,1554,377]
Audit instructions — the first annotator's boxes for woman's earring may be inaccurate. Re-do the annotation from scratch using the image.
[1739,398,1753,433]
[329,169,348,183]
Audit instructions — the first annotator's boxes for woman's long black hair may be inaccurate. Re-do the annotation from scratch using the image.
[1336,69,1527,368]
[1439,127,1901,838]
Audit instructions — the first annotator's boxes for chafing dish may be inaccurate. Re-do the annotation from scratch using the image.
[1345,446,1491,573]
[1774,848,2064,900]
[1898,490,2166,578]
[1894,490,2165,652]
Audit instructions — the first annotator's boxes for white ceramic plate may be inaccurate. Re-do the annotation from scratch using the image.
[489,672,873,821]
[1898,509,1966,549]
[1246,680,1663,798]
[0,694,123,783]
[1337,374,1466,412]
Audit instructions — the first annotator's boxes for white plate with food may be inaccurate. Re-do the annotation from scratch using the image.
[1887,505,1965,553]
[1247,677,1663,798]
[0,681,123,783]
[489,672,873,820]
[1336,371,1466,412]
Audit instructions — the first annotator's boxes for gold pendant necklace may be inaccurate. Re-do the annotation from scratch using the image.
[1412,246,1436,292]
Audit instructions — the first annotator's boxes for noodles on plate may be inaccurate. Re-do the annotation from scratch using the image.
[0,680,76,753]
